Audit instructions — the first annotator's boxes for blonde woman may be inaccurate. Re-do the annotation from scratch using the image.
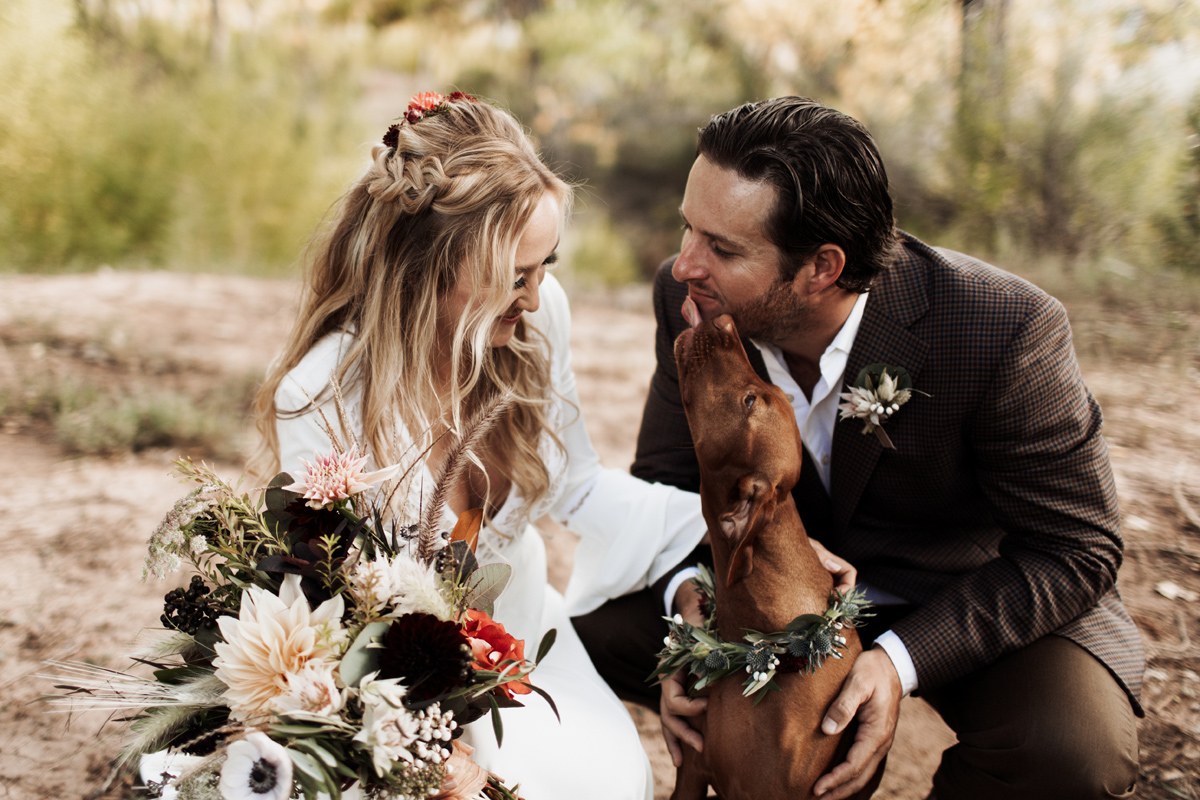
[252,92,707,799]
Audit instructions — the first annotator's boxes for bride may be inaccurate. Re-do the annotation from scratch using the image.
[250,91,706,799]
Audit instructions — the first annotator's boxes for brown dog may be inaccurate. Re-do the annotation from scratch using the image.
[670,313,873,800]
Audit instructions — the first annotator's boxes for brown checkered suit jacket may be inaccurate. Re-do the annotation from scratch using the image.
[632,231,1145,713]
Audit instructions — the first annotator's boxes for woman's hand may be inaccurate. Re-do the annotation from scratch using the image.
[809,538,856,592]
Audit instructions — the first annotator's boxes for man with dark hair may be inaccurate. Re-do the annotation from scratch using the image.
[571,96,1143,799]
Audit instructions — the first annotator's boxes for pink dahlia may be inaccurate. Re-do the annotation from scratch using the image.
[408,91,446,112]
[283,447,400,510]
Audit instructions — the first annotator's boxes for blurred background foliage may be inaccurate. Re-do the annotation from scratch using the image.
[1,0,1198,283]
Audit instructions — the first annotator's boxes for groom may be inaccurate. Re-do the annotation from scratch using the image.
[572,97,1144,799]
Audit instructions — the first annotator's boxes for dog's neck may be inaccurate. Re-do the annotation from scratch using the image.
[704,491,835,641]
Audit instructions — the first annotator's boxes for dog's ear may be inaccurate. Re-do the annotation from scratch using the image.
[718,475,778,588]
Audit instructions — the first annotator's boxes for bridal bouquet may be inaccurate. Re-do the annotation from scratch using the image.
[45,443,554,800]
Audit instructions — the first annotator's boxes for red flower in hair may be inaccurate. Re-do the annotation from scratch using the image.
[384,90,478,146]
[460,608,532,698]
[408,91,446,113]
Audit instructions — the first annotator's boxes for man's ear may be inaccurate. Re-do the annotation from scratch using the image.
[793,244,846,295]
[717,475,778,588]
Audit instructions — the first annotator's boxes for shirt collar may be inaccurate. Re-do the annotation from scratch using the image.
[750,290,870,382]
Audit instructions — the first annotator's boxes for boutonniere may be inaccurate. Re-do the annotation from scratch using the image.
[838,364,926,450]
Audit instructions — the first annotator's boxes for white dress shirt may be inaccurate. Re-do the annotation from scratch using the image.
[663,291,919,696]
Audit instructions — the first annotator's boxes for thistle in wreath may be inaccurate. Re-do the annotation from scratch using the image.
[650,565,872,705]
[837,363,926,450]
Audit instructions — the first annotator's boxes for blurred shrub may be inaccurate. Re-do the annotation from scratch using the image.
[387,0,762,277]
[2,368,253,460]
[0,0,361,273]
[568,210,641,288]
[1158,95,1200,273]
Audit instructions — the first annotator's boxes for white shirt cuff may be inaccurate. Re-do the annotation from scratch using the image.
[663,567,701,616]
[872,629,919,697]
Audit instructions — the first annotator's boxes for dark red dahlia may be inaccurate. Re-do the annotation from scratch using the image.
[382,124,401,149]
[376,613,473,701]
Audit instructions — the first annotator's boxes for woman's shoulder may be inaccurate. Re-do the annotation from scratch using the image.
[275,330,357,410]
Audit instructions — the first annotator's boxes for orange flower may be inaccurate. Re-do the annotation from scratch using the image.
[460,608,532,698]
[409,91,446,113]
[434,740,490,800]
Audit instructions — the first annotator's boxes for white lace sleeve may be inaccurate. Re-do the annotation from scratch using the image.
[529,276,707,617]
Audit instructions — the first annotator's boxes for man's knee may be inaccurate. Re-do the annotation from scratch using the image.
[1009,713,1137,797]
[929,636,1139,799]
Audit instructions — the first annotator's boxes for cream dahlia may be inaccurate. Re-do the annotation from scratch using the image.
[213,575,345,721]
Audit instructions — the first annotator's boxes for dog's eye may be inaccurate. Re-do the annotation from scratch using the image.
[743,393,756,411]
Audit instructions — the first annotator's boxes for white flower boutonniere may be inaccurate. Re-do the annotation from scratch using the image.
[838,364,925,450]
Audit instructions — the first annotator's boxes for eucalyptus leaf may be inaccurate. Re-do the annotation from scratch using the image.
[535,628,557,664]
[264,472,299,535]
[784,614,825,632]
[491,694,525,709]
[287,748,328,784]
[269,723,340,737]
[525,683,560,722]
[151,666,209,685]
[339,621,390,688]
[256,555,303,575]
[488,691,504,747]
[294,739,339,768]
[266,473,301,510]
[465,563,512,610]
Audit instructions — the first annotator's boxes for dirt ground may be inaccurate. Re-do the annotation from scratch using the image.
[0,271,1197,799]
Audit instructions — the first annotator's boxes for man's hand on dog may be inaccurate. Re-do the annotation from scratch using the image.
[807,538,856,592]
[659,540,859,768]
[813,648,902,799]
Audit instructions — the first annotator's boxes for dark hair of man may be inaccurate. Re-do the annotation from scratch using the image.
[696,97,898,293]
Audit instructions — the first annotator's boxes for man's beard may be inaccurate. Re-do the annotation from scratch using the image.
[728,277,816,344]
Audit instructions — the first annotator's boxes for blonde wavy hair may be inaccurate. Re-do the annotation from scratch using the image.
[251,97,572,517]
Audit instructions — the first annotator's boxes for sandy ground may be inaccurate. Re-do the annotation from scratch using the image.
[0,271,1197,799]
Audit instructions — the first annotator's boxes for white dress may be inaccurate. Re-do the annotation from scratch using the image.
[273,274,706,800]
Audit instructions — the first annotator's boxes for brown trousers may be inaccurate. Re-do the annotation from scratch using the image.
[861,608,1139,800]
[574,590,1141,800]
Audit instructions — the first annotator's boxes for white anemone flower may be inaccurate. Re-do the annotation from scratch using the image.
[213,574,346,721]
[387,554,454,621]
[218,732,293,800]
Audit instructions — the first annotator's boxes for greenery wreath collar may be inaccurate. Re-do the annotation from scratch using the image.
[650,565,872,704]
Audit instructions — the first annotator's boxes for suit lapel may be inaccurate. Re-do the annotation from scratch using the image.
[831,236,931,538]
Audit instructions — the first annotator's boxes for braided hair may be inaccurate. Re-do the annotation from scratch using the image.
[253,97,572,521]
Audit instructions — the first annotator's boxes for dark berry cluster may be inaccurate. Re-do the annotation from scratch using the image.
[161,576,223,635]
